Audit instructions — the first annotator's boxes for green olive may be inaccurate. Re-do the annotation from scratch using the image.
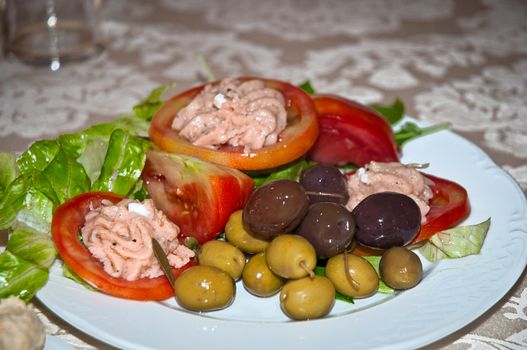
[279,276,335,320]
[225,210,269,254]
[198,240,246,280]
[326,253,379,298]
[380,247,422,290]
[242,252,284,297]
[174,265,235,312]
[266,234,317,279]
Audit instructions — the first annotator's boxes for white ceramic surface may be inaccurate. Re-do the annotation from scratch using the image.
[37,126,527,350]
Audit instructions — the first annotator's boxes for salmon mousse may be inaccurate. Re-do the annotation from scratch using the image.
[172,78,287,153]
[81,198,195,281]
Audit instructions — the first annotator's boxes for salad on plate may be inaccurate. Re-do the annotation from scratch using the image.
[0,76,491,322]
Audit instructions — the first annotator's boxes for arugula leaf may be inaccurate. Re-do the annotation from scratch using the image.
[43,150,91,203]
[419,218,491,262]
[298,80,315,95]
[362,255,394,294]
[133,85,175,121]
[91,129,150,196]
[0,250,49,302]
[394,121,451,146]
[370,98,405,125]
[0,152,17,193]
[252,159,314,187]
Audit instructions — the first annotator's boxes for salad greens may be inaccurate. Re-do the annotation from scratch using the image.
[0,103,152,301]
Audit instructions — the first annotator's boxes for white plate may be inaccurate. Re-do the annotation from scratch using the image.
[37,126,527,350]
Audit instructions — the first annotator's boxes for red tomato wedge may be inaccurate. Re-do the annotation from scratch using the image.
[150,77,319,171]
[51,192,194,301]
[352,173,470,256]
[308,95,399,166]
[142,150,254,244]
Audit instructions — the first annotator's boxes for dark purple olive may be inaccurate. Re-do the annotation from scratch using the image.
[352,192,421,249]
[299,164,349,205]
[296,202,355,258]
[243,180,309,241]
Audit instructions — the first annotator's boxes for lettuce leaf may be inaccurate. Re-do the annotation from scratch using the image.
[16,140,60,174]
[91,129,150,196]
[43,150,91,203]
[0,152,17,192]
[7,229,56,268]
[419,218,491,262]
[252,159,313,187]
[0,250,49,302]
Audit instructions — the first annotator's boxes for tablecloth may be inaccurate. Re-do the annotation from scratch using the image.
[1,0,526,349]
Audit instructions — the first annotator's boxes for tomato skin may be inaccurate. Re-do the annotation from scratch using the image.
[142,150,254,244]
[51,192,195,301]
[149,77,319,171]
[308,95,399,167]
[351,173,470,255]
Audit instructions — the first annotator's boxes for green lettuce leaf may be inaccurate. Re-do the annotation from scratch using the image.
[419,218,491,262]
[0,152,17,192]
[91,129,150,195]
[7,229,57,268]
[43,150,91,203]
[16,140,60,174]
[0,250,49,302]
[62,263,97,291]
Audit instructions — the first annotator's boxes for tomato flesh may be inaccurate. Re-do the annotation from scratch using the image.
[308,95,399,166]
[142,150,254,244]
[51,192,194,301]
[150,77,319,171]
[352,173,470,255]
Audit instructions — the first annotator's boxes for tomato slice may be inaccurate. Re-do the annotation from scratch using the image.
[308,95,399,166]
[412,174,470,243]
[51,192,194,301]
[352,173,470,255]
[142,150,254,244]
[150,77,319,171]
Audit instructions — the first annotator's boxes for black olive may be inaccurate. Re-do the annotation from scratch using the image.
[352,192,421,249]
[242,180,309,241]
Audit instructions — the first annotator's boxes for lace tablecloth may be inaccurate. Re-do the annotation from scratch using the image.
[1,0,526,349]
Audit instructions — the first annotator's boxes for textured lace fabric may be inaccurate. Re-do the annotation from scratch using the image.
[1,0,527,349]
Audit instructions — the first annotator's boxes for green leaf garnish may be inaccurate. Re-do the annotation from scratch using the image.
[298,80,315,95]
[419,218,491,262]
[197,53,217,82]
[0,250,49,302]
[133,84,175,121]
[370,98,405,125]
[152,238,176,293]
[394,121,451,146]
[251,159,314,187]
[362,255,394,294]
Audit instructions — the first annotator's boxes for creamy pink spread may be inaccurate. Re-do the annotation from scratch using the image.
[172,78,287,153]
[345,161,434,223]
[81,199,195,281]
